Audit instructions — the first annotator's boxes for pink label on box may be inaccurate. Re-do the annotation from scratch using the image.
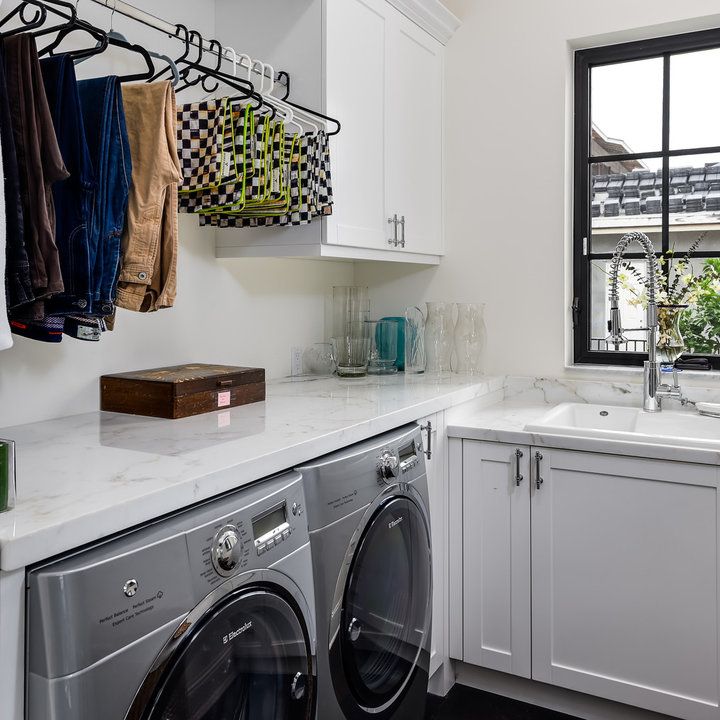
[217,391,231,408]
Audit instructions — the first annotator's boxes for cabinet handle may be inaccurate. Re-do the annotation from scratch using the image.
[399,215,406,248]
[535,451,544,490]
[420,421,432,460]
[388,215,398,246]
[514,449,524,486]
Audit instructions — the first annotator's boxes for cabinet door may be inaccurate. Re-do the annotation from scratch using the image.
[532,448,720,720]
[419,413,446,679]
[386,8,444,255]
[325,0,391,250]
[462,441,531,678]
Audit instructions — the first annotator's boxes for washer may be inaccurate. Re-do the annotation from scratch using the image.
[297,424,432,720]
[26,471,316,720]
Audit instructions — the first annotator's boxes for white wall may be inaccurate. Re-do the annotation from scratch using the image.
[357,0,720,380]
[0,0,352,426]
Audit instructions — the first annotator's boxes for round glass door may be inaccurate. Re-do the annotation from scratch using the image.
[143,587,313,720]
[339,495,432,711]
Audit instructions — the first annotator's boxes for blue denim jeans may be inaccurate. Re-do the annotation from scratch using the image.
[77,76,131,317]
[41,54,95,316]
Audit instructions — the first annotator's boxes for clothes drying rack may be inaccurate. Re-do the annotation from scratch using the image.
[87,0,287,88]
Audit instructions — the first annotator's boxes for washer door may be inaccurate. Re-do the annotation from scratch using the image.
[335,494,432,715]
[139,587,313,720]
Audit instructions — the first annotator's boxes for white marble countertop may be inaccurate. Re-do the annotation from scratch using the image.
[448,399,720,467]
[0,374,503,571]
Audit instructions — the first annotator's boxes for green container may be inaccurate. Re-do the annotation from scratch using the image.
[0,440,16,513]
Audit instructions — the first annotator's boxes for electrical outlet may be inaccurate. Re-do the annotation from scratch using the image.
[290,346,303,376]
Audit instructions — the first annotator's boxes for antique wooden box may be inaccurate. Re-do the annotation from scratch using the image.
[100,364,266,419]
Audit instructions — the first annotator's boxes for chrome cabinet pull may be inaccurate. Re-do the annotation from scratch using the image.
[420,421,432,460]
[388,214,398,246]
[399,215,406,247]
[514,448,524,486]
[535,451,544,490]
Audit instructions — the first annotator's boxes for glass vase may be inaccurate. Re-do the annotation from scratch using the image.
[453,303,487,374]
[656,304,687,365]
[405,306,426,374]
[425,302,454,374]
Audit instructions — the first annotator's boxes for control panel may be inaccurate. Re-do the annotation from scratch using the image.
[185,473,307,595]
[376,437,421,484]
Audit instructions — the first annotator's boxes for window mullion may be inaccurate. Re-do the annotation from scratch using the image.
[661,54,670,256]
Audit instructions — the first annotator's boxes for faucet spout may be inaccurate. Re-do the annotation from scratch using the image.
[607,231,662,412]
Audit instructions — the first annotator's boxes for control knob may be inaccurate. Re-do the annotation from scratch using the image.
[378,451,399,483]
[212,526,241,576]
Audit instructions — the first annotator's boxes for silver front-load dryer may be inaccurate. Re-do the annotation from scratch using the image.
[297,424,432,720]
[27,471,316,720]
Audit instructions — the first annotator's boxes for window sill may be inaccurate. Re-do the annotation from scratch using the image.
[564,362,720,386]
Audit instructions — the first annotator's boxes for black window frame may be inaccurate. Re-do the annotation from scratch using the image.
[573,28,720,370]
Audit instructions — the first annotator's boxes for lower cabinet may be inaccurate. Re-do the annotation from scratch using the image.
[459,440,720,720]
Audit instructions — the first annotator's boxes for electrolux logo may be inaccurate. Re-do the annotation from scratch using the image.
[223,621,253,645]
[388,516,404,530]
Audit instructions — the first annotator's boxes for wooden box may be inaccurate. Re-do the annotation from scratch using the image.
[100,364,266,419]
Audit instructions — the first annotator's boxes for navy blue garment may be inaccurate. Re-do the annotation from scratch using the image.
[0,48,33,310]
[41,54,95,316]
[77,76,131,317]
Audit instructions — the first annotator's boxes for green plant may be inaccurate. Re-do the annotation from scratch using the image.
[679,258,720,354]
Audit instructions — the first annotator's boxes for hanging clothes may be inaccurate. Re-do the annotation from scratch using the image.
[40,53,95,319]
[0,134,11,352]
[114,80,181,315]
[76,75,132,326]
[3,33,68,329]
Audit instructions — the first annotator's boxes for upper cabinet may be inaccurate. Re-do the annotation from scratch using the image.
[215,0,459,264]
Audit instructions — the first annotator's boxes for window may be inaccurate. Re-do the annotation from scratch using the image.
[573,29,720,369]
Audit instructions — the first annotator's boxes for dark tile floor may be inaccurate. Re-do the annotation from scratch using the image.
[426,685,582,720]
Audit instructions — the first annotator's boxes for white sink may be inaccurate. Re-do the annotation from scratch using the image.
[524,403,720,450]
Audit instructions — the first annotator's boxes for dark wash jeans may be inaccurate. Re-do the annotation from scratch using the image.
[77,76,131,317]
[0,49,32,311]
[41,54,96,316]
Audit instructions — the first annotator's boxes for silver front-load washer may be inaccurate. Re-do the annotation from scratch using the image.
[297,424,432,720]
[27,471,316,720]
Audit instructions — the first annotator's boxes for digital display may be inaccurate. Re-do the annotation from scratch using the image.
[399,441,416,463]
[252,504,287,540]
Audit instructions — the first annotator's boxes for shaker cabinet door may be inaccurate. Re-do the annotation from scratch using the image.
[325,0,390,251]
[462,441,531,678]
[386,7,444,255]
[531,448,720,720]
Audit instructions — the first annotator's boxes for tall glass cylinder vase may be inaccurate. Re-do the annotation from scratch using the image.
[453,303,487,374]
[405,306,426,374]
[331,287,370,377]
[425,302,454,374]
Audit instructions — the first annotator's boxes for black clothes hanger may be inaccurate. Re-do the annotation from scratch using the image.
[31,0,77,39]
[38,14,109,60]
[105,32,156,82]
[276,70,341,136]
[0,1,48,37]
[200,39,223,94]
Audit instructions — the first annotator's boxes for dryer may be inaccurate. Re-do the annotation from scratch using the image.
[297,425,432,720]
[27,471,316,720]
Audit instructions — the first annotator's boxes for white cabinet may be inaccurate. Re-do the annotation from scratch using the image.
[462,441,531,677]
[532,448,720,720]
[386,8,443,255]
[215,0,457,263]
[456,440,720,720]
[325,0,390,252]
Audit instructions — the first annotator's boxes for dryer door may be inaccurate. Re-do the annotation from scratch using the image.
[335,494,432,714]
[135,586,313,720]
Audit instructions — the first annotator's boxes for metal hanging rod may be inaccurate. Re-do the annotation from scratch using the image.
[86,0,286,87]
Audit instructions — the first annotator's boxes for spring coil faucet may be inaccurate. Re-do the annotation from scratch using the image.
[607,231,687,412]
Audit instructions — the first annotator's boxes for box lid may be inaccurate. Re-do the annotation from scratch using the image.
[101,364,265,397]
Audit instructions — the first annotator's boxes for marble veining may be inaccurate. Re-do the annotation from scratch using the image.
[0,373,503,571]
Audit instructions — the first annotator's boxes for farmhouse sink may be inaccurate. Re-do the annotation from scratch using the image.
[524,402,720,450]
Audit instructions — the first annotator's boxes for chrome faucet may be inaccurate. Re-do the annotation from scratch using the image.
[607,231,688,412]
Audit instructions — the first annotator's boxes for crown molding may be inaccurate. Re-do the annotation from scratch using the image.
[386,0,461,45]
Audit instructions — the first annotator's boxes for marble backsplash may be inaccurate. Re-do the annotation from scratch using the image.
[504,376,720,407]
